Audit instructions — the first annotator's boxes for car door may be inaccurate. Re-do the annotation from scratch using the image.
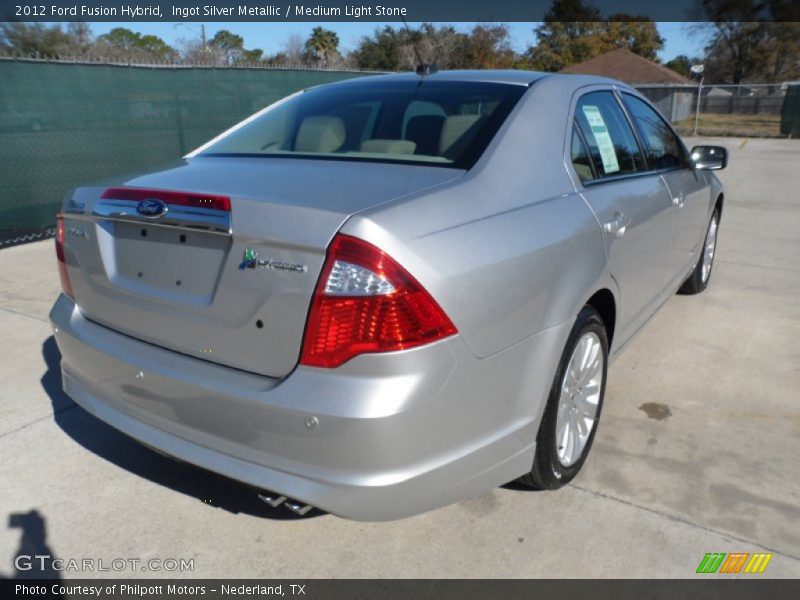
[620,92,709,287]
[570,90,675,345]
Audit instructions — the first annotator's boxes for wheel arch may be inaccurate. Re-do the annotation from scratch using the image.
[585,288,616,351]
[715,192,724,221]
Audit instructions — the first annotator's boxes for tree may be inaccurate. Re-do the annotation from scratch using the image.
[96,27,177,62]
[305,27,340,65]
[464,24,517,69]
[396,24,469,70]
[210,29,246,65]
[700,23,800,83]
[202,29,267,65]
[762,23,800,82]
[526,0,664,71]
[695,0,800,83]
[0,22,179,61]
[241,48,264,63]
[65,23,93,55]
[665,55,701,79]
[355,23,522,72]
[281,33,309,65]
[137,35,176,60]
[702,23,770,84]
[99,27,141,52]
[599,18,665,61]
[543,0,601,21]
[0,22,73,57]
[352,26,408,71]
[527,22,595,71]
[178,37,215,64]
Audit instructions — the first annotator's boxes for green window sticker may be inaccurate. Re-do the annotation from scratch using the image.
[582,105,620,174]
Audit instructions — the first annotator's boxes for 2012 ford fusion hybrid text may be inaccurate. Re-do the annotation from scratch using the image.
[50,70,727,520]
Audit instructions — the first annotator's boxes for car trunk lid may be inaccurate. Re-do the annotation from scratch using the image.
[60,157,463,378]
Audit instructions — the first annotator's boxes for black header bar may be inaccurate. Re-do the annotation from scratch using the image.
[1,0,799,23]
[3,579,800,600]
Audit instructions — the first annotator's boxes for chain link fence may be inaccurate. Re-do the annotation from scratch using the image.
[636,82,800,138]
[0,56,372,246]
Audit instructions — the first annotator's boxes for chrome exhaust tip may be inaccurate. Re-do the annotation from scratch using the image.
[284,500,313,516]
[257,492,314,516]
[257,492,286,508]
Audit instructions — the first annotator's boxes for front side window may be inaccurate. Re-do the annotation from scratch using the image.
[574,91,646,178]
[622,93,686,170]
[200,80,526,169]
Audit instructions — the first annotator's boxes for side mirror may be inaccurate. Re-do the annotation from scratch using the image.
[690,145,728,170]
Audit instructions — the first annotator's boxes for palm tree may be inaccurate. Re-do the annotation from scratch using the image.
[305,27,340,66]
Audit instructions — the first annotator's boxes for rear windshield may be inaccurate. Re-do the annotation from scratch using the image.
[199,79,527,169]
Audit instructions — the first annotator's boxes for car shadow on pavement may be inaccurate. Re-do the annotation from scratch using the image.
[500,480,540,492]
[41,336,324,521]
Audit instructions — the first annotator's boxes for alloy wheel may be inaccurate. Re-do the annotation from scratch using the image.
[555,331,604,467]
[701,214,719,284]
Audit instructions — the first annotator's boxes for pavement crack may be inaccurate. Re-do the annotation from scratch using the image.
[570,483,800,563]
[0,305,50,324]
[0,403,78,441]
[716,258,800,274]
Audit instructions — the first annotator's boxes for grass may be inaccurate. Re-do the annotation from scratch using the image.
[675,113,784,138]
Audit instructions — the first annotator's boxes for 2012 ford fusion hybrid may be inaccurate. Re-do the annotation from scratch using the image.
[50,70,727,520]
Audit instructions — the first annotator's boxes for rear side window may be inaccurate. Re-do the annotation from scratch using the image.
[571,126,595,182]
[574,91,646,178]
[622,93,686,170]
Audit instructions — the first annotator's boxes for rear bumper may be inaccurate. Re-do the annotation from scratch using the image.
[50,294,568,520]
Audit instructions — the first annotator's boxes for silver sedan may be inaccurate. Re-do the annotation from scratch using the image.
[50,70,726,520]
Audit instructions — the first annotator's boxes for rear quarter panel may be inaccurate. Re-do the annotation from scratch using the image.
[344,77,614,360]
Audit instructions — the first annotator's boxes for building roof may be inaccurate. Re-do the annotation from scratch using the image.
[560,48,692,85]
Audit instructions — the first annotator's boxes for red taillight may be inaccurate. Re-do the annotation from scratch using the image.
[300,234,457,368]
[100,187,231,212]
[55,216,74,299]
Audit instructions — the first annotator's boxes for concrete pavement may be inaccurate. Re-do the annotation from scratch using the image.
[0,137,798,578]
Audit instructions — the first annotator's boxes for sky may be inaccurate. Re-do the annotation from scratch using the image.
[86,21,707,62]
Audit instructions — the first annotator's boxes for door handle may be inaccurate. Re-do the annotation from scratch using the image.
[604,212,630,238]
[672,194,685,208]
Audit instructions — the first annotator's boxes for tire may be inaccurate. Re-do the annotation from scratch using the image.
[519,306,609,490]
[679,209,720,295]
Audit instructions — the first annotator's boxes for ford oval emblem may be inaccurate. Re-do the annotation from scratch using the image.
[136,198,168,218]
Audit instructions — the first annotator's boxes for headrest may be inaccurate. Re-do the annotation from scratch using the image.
[439,114,482,155]
[405,115,446,155]
[406,114,446,136]
[295,116,345,153]
[360,139,417,154]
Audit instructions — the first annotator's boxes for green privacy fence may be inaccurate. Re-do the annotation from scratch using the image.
[782,84,800,136]
[0,58,370,236]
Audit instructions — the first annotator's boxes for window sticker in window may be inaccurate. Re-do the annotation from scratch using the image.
[581,105,620,174]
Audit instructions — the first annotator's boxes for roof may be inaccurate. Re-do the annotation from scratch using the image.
[560,48,692,85]
[320,69,632,94]
[344,69,547,87]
